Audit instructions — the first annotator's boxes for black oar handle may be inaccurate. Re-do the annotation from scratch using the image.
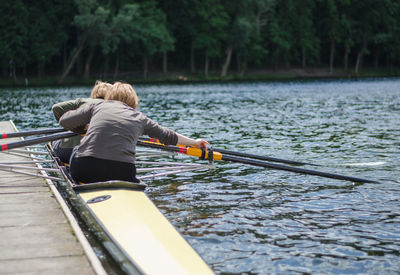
[221,154,379,184]
[1,127,66,139]
[1,131,77,151]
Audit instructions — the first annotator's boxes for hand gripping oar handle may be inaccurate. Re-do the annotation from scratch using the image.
[1,131,77,151]
[139,137,317,166]
[137,140,378,184]
[137,140,223,160]
[0,127,66,139]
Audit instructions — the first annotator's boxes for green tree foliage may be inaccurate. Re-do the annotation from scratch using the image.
[235,0,275,74]
[134,0,175,78]
[59,0,111,82]
[269,0,319,69]
[220,0,261,76]
[26,0,73,78]
[161,0,200,72]
[193,0,228,76]
[1,0,400,81]
[0,0,27,79]
[320,0,350,74]
[115,0,174,79]
[104,3,140,78]
[385,0,400,69]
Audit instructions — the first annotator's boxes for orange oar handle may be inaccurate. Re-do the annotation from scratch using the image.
[137,139,222,161]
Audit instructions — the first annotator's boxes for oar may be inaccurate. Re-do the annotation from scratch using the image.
[140,137,318,166]
[0,127,66,139]
[137,140,378,184]
[1,131,77,151]
[4,129,316,166]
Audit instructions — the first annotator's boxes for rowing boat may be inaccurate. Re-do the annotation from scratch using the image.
[46,143,214,275]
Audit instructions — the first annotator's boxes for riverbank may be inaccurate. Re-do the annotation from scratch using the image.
[1,67,399,87]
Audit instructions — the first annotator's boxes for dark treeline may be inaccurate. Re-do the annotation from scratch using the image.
[1,0,399,84]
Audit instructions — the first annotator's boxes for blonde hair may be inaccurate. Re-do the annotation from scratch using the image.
[91,80,112,99]
[106,82,139,109]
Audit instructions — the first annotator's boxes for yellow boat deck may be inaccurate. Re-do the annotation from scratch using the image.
[79,187,214,274]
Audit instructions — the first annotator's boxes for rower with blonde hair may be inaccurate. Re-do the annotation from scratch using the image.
[51,80,112,163]
[90,80,112,99]
[105,81,139,109]
[59,81,209,183]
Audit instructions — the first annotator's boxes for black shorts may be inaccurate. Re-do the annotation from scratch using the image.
[70,155,139,184]
[51,140,73,164]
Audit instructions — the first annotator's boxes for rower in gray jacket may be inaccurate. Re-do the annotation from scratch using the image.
[51,80,111,163]
[59,82,208,184]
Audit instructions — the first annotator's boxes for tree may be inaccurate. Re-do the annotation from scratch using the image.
[243,0,274,73]
[340,13,354,72]
[58,0,110,83]
[118,0,174,79]
[268,0,319,69]
[0,0,28,80]
[220,0,261,77]
[1,0,400,81]
[349,0,390,74]
[193,0,228,76]
[25,0,72,78]
[106,3,141,78]
[228,17,254,75]
[370,0,399,70]
[163,0,201,73]
[384,0,400,71]
[267,0,294,68]
[292,0,319,68]
[320,0,350,74]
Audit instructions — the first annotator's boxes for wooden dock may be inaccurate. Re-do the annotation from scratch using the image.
[0,121,105,274]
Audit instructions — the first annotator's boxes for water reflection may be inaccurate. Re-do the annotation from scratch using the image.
[0,78,399,274]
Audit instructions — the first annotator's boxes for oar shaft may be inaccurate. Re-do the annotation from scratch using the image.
[221,154,378,184]
[139,137,316,166]
[1,127,66,139]
[137,140,378,184]
[1,131,77,151]
[214,148,318,166]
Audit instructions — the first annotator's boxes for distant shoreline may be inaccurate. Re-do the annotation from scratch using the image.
[1,67,399,88]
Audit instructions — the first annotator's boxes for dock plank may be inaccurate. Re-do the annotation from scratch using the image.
[0,121,99,274]
[0,256,93,274]
[0,224,77,246]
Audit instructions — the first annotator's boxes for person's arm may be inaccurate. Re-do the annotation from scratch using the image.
[59,103,93,133]
[52,99,83,122]
[176,133,209,148]
[52,98,102,122]
[143,115,209,148]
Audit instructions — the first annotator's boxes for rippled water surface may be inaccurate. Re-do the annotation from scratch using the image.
[1,78,399,274]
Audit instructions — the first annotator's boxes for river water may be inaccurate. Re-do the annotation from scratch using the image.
[1,78,399,274]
